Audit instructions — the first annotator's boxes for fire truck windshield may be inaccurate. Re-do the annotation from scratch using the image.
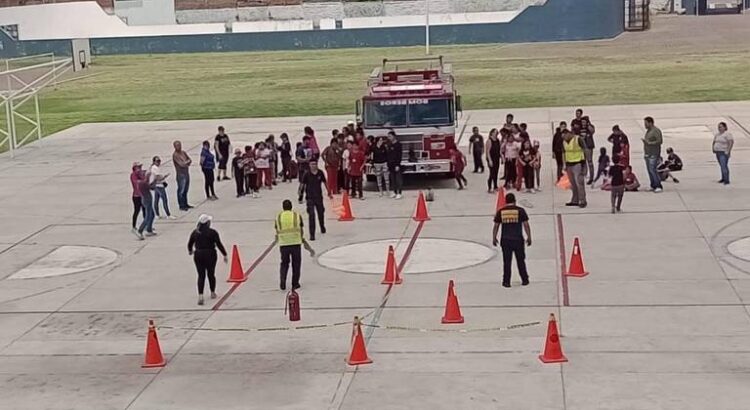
[364,98,453,128]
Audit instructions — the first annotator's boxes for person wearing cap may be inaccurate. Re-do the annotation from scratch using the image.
[130,162,145,232]
[188,214,228,305]
[275,200,315,290]
[231,148,246,197]
[492,193,532,288]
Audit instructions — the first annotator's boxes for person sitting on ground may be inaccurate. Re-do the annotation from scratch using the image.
[657,147,683,183]
[624,165,641,192]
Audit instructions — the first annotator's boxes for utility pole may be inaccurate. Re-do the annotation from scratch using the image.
[425,0,430,55]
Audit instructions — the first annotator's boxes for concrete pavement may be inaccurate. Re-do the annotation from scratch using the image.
[2,101,750,409]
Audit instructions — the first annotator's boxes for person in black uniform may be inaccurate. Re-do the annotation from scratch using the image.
[187,214,228,305]
[492,193,532,288]
[214,126,231,181]
[300,161,332,241]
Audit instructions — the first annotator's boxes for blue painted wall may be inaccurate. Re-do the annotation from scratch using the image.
[0,0,624,58]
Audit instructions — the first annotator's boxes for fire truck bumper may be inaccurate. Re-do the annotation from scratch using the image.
[366,161,452,175]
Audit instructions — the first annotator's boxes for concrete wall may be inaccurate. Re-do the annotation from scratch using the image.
[176,0,545,24]
[0,0,624,58]
[114,0,176,26]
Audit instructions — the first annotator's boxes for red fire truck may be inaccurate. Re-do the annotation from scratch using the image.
[356,56,462,178]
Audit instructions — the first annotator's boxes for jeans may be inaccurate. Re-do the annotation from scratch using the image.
[176,172,190,209]
[389,168,403,195]
[583,148,594,182]
[566,162,587,205]
[131,196,143,229]
[153,186,171,217]
[373,162,390,193]
[611,185,624,210]
[306,199,326,239]
[280,245,302,289]
[716,152,730,183]
[138,200,155,234]
[501,239,529,286]
[644,156,663,190]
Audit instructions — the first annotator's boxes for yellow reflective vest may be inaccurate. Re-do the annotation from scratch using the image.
[563,137,585,164]
[275,211,303,247]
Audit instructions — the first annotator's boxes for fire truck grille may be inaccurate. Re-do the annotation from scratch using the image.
[397,134,424,159]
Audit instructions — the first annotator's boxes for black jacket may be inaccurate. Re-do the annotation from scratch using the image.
[387,141,403,170]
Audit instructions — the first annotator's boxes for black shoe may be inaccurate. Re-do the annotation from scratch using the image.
[321,227,326,234]
[310,236,315,241]
[187,205,194,209]
[293,284,301,290]
[223,177,230,181]
[280,284,286,291]
[579,202,588,208]
[565,202,578,207]
[180,207,189,211]
[673,178,680,183]
[521,280,530,286]
[217,176,221,182]
[502,283,511,288]
[718,180,726,183]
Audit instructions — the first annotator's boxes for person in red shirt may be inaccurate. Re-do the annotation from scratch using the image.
[449,145,468,190]
[348,144,366,200]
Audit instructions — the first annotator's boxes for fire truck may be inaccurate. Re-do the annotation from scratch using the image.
[356,56,462,178]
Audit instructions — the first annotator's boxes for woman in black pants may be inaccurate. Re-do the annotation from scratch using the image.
[485,128,501,193]
[187,214,228,306]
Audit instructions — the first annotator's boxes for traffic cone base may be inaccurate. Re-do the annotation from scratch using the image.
[413,191,431,222]
[227,245,247,283]
[381,246,402,285]
[495,187,507,211]
[566,237,589,278]
[346,317,372,366]
[441,280,464,324]
[339,192,355,221]
[539,313,568,364]
[142,319,166,368]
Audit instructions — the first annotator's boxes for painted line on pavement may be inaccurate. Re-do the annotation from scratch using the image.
[212,240,276,311]
[556,214,570,307]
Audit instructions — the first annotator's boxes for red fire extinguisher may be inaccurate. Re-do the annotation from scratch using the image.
[285,290,300,322]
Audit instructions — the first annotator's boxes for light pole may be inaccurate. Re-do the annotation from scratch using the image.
[425,0,430,55]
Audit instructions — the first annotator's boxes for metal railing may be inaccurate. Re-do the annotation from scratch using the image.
[625,0,651,31]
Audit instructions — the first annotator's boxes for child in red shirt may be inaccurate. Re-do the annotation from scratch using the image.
[450,146,468,190]
[348,145,366,199]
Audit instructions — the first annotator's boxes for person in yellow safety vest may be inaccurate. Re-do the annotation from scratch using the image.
[275,199,315,290]
[563,130,588,208]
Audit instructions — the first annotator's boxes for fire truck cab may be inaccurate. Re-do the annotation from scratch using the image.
[356,56,462,178]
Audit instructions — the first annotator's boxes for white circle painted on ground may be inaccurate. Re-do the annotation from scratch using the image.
[9,245,119,279]
[318,238,496,274]
[727,238,750,262]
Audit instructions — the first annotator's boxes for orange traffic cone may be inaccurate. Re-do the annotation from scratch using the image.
[381,245,402,285]
[226,245,247,283]
[339,191,355,221]
[539,313,568,363]
[142,319,166,368]
[441,280,464,324]
[495,187,506,212]
[413,191,431,222]
[566,237,589,278]
[346,316,373,365]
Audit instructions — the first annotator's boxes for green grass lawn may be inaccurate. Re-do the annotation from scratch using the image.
[16,44,750,138]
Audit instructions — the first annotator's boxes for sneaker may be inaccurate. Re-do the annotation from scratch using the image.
[293,284,301,290]
[458,186,464,190]
[217,176,221,182]
[395,194,402,200]
[359,196,365,201]
[167,215,177,220]
[212,195,219,200]
[673,178,680,183]
[187,205,194,209]
[210,292,217,299]
[132,229,144,240]
[579,202,588,208]
[390,193,397,199]
[616,207,622,213]
[611,207,616,214]
[156,215,165,219]
[521,280,530,286]
[280,284,286,291]
[197,296,204,306]
[379,192,384,197]
[223,177,231,181]
[565,202,578,207]
[309,236,315,241]
[145,231,157,237]
[321,227,326,234]
[525,189,533,193]
[654,188,663,193]
[502,283,511,288]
